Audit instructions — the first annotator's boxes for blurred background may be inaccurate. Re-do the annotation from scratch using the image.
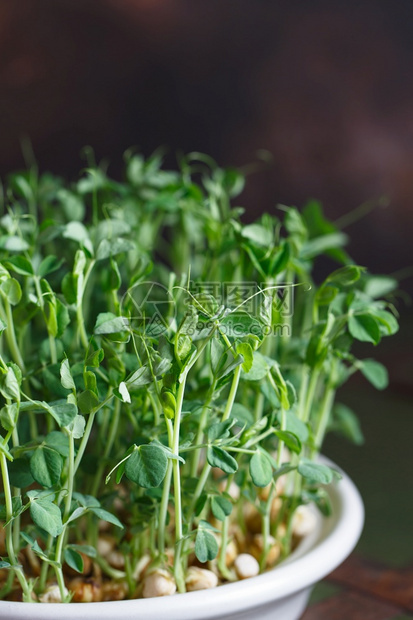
[0,0,412,588]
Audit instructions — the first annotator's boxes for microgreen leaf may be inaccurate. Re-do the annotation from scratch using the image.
[0,403,19,432]
[30,446,63,488]
[211,496,232,521]
[249,449,273,487]
[60,358,75,391]
[3,256,34,276]
[298,460,334,485]
[207,446,238,474]
[8,458,34,488]
[94,312,129,335]
[195,525,219,563]
[331,403,364,445]
[274,430,302,454]
[64,548,84,573]
[124,445,168,488]
[89,507,124,529]
[359,359,388,390]
[348,312,381,344]
[29,498,63,537]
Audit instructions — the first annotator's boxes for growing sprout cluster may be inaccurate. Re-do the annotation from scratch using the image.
[0,152,398,602]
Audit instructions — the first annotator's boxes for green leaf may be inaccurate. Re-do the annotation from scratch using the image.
[331,403,364,445]
[0,366,21,402]
[3,256,34,276]
[160,389,176,419]
[89,507,124,529]
[0,402,19,431]
[45,301,58,337]
[237,342,253,373]
[0,496,23,521]
[249,449,273,487]
[270,242,290,275]
[210,338,227,375]
[8,458,34,488]
[126,366,152,388]
[230,402,254,426]
[211,496,232,521]
[241,223,273,247]
[174,334,192,364]
[241,352,269,381]
[64,548,84,573]
[207,446,238,474]
[326,265,364,287]
[364,276,397,299]
[84,370,98,394]
[77,390,99,415]
[30,446,63,487]
[30,499,63,537]
[48,402,78,427]
[38,256,64,277]
[63,221,90,244]
[207,419,235,443]
[72,492,100,508]
[96,238,135,261]
[125,445,168,488]
[298,460,334,485]
[301,232,348,260]
[316,284,339,306]
[67,415,86,439]
[116,381,131,404]
[348,313,381,344]
[283,207,307,240]
[277,410,309,443]
[94,312,129,335]
[359,359,388,390]
[194,493,208,517]
[274,430,302,454]
[62,272,76,304]
[369,309,399,336]
[56,299,70,337]
[85,348,104,367]
[56,189,84,220]
[195,526,219,563]
[0,278,22,305]
[0,236,29,252]
[60,359,75,391]
[45,431,70,457]
[67,544,97,558]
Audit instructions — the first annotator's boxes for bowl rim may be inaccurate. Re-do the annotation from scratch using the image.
[0,456,364,619]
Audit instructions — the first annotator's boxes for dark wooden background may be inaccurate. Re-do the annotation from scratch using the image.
[1,0,413,280]
[1,5,412,615]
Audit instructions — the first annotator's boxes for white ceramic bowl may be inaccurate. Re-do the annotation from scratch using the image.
[0,457,364,620]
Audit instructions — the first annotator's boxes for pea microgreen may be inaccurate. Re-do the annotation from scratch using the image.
[0,151,399,602]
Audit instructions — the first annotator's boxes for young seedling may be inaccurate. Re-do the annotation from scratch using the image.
[0,152,399,602]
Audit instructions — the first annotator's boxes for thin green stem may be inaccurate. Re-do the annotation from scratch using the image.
[0,453,32,601]
[158,418,173,555]
[171,374,187,592]
[90,398,121,497]
[73,394,113,476]
[190,384,215,477]
[53,432,75,602]
[222,365,241,422]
